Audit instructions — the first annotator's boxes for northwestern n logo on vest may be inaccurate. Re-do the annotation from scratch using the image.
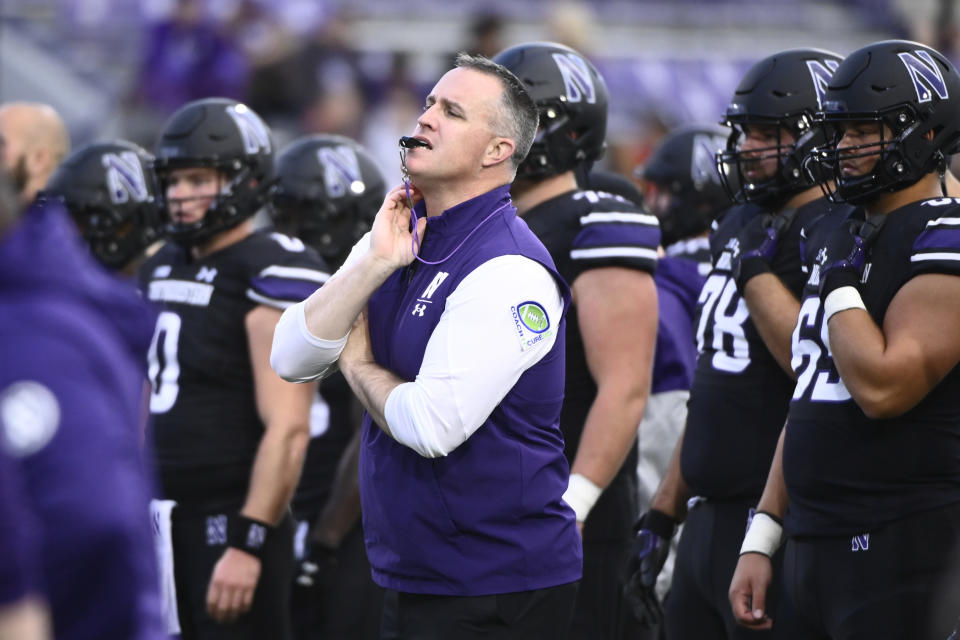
[411,272,449,318]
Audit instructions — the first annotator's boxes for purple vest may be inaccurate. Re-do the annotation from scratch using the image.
[360,185,582,595]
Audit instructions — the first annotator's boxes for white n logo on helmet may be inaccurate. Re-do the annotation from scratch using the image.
[317,145,361,199]
[226,104,272,155]
[552,53,596,104]
[690,134,725,188]
[102,151,149,204]
[898,50,949,103]
[806,59,840,110]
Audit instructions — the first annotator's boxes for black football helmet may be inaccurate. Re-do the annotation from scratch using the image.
[718,48,843,206]
[493,41,608,178]
[809,40,960,203]
[153,97,274,245]
[638,125,732,246]
[270,134,386,268]
[44,140,163,270]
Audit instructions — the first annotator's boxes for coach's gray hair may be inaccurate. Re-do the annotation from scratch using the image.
[455,52,539,172]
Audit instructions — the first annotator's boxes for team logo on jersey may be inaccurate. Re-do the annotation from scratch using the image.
[317,145,362,199]
[898,50,949,103]
[226,104,272,155]
[851,533,870,551]
[102,151,150,204]
[691,134,726,188]
[511,301,553,352]
[0,381,60,458]
[806,58,840,110]
[552,53,597,104]
[206,515,227,545]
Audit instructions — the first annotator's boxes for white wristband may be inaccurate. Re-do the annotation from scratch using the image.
[823,286,866,324]
[562,473,602,523]
[739,512,784,557]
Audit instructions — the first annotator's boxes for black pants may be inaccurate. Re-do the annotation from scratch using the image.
[783,501,960,640]
[665,499,799,640]
[380,581,579,640]
[570,537,650,640]
[172,507,295,640]
[290,521,384,640]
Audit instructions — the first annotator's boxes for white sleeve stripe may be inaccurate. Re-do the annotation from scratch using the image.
[579,212,659,226]
[246,289,296,309]
[570,246,659,261]
[911,252,960,262]
[927,217,960,227]
[258,265,331,283]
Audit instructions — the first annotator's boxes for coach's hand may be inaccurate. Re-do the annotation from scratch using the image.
[206,548,261,623]
[623,509,676,627]
[729,552,774,630]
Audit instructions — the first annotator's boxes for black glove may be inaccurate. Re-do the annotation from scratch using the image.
[623,509,677,628]
[294,540,337,590]
[732,213,784,291]
[816,216,877,298]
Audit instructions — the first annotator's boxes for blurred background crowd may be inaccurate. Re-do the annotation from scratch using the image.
[2,0,957,186]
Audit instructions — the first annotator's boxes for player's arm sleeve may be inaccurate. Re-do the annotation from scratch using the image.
[269,234,372,382]
[909,214,960,277]
[569,208,660,279]
[383,255,564,457]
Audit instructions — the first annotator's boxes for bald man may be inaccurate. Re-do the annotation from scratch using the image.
[0,102,69,206]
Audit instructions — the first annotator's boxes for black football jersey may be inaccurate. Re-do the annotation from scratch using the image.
[523,188,659,540]
[784,198,960,537]
[680,198,848,500]
[139,231,330,507]
[291,370,356,519]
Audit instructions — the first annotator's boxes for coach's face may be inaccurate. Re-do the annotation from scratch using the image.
[405,67,505,185]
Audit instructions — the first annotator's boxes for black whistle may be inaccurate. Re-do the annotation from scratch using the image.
[399,136,429,149]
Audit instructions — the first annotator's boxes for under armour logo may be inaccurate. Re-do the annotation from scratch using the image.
[816,247,827,265]
[851,533,870,551]
[196,266,218,283]
[412,304,426,317]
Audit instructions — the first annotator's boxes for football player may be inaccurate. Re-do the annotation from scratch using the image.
[43,140,164,275]
[632,124,734,599]
[625,48,845,639]
[139,98,329,639]
[730,39,960,639]
[494,42,659,640]
[270,133,385,640]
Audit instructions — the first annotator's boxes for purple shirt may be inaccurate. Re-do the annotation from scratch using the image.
[0,202,165,639]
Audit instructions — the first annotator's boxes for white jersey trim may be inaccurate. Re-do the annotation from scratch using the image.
[570,246,659,261]
[579,212,659,226]
[258,265,330,283]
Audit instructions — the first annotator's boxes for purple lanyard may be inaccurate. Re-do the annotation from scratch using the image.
[400,144,508,266]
